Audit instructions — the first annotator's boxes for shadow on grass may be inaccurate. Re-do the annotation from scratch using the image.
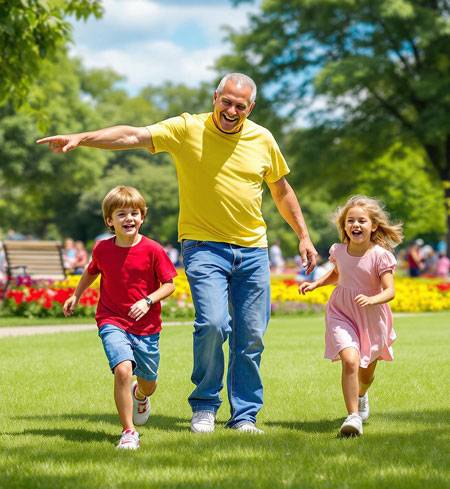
[1,424,449,489]
[265,408,450,433]
[18,427,118,444]
[1,411,449,489]
[12,412,189,432]
[387,409,450,425]
[265,418,341,433]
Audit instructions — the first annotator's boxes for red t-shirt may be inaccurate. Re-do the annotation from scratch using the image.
[87,236,177,335]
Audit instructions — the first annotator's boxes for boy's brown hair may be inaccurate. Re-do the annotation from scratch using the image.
[102,186,148,232]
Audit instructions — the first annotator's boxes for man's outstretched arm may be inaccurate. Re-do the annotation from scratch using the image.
[36,126,153,153]
[267,176,318,274]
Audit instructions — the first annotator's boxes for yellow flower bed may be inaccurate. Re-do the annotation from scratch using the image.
[57,273,450,313]
[391,278,450,312]
[272,276,450,312]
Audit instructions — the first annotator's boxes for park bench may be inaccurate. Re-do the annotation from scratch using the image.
[2,240,66,296]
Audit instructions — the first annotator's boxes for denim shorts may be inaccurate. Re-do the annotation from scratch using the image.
[98,324,160,381]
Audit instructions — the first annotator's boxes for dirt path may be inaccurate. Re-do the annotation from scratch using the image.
[0,321,191,338]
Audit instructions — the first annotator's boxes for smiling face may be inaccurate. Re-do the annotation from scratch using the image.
[344,206,378,249]
[212,80,255,133]
[106,207,144,245]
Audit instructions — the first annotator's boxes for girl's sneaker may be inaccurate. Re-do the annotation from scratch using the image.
[339,413,363,437]
[116,429,140,450]
[131,381,151,426]
[358,392,370,422]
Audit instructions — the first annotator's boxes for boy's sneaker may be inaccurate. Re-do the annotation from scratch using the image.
[131,381,151,426]
[231,421,264,434]
[191,411,215,433]
[339,413,363,437]
[358,392,370,422]
[116,429,140,450]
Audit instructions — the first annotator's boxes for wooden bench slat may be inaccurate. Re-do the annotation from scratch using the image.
[2,240,66,285]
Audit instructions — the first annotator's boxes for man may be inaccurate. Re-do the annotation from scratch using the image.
[37,73,317,434]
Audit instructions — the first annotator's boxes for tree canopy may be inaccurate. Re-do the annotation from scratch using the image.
[220,0,450,251]
[1,0,102,106]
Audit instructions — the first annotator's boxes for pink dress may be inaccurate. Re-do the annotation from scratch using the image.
[325,243,397,367]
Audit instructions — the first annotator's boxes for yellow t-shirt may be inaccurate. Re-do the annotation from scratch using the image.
[147,112,290,248]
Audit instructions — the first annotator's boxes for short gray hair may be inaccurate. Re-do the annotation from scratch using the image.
[216,73,257,103]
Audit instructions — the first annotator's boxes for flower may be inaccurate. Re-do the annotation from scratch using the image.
[3,272,449,318]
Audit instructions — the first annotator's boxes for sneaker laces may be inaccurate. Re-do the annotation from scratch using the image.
[119,429,138,446]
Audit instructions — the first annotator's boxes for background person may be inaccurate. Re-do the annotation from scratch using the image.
[406,239,424,277]
[63,238,77,272]
[436,251,450,279]
[73,240,89,274]
[269,240,285,274]
[164,243,179,267]
[37,72,317,434]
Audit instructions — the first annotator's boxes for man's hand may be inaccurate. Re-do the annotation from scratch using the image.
[63,295,78,316]
[36,134,82,153]
[299,237,318,275]
[128,299,150,321]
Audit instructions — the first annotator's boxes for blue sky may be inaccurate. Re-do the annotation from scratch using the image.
[70,0,259,94]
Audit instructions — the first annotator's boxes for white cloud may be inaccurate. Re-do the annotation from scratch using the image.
[92,0,252,38]
[70,0,258,92]
[74,40,224,90]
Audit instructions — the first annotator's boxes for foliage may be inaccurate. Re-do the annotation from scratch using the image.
[0,45,237,242]
[220,0,450,249]
[264,188,337,256]
[352,144,446,241]
[0,0,102,107]
[0,53,108,239]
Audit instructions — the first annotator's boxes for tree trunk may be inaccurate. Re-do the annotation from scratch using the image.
[445,142,450,258]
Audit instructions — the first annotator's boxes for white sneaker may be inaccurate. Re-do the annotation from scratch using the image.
[232,421,264,434]
[116,429,140,450]
[131,381,151,426]
[358,392,370,422]
[340,413,363,437]
[191,411,215,433]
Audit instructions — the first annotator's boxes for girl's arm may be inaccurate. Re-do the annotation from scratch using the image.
[355,271,395,307]
[63,269,99,316]
[299,266,339,294]
[128,280,176,321]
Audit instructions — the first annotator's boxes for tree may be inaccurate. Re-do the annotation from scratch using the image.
[221,0,450,252]
[0,0,102,106]
[0,56,203,243]
[0,53,108,239]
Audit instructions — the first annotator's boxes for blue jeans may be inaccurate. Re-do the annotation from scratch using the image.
[182,240,271,427]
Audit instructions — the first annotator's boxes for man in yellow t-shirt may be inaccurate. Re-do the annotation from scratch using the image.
[37,73,317,434]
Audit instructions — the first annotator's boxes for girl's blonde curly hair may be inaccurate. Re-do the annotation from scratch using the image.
[335,195,403,251]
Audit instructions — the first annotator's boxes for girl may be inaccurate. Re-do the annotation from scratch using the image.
[299,195,403,437]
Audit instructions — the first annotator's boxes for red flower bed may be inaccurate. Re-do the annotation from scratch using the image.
[3,285,98,318]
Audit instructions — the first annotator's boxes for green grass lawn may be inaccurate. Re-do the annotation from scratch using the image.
[0,314,449,489]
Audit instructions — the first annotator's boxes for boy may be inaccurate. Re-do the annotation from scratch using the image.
[63,186,177,449]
